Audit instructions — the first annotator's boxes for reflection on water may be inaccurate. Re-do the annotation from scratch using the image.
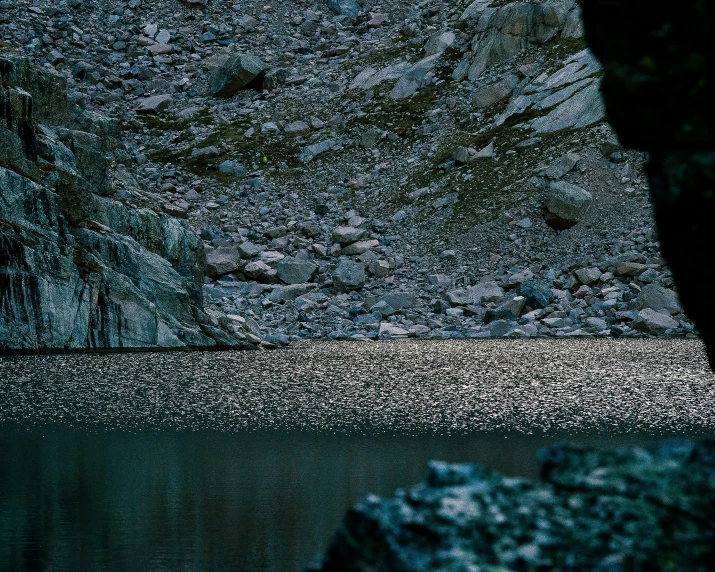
[0,428,696,572]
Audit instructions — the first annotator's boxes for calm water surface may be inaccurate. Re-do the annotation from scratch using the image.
[1,339,714,571]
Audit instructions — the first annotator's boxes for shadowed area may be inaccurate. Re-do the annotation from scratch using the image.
[579,0,715,369]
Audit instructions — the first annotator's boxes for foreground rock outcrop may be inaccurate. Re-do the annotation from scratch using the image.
[311,440,715,571]
[0,56,255,350]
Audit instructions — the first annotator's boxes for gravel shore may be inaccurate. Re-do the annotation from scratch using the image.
[1,339,713,434]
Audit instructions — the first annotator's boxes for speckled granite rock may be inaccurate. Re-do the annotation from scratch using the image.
[310,441,715,571]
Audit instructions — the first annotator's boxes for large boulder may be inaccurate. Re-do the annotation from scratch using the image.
[378,292,415,311]
[276,257,318,285]
[208,54,268,98]
[544,181,593,230]
[470,280,504,304]
[636,284,682,315]
[517,279,554,309]
[206,246,242,277]
[332,260,365,292]
[633,308,680,333]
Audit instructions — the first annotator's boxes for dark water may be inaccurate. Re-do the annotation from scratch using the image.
[1,340,714,571]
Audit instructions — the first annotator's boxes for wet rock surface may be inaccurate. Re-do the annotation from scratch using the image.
[311,440,715,571]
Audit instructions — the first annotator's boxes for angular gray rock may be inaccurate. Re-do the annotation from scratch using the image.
[471,281,504,304]
[332,260,365,292]
[633,308,679,333]
[284,121,310,136]
[378,292,415,311]
[209,54,268,98]
[332,226,366,245]
[545,152,581,180]
[575,267,601,285]
[531,82,606,133]
[378,322,409,338]
[545,181,593,229]
[636,284,682,315]
[341,239,379,255]
[472,74,519,108]
[390,54,441,100]
[206,247,242,277]
[136,94,172,114]
[276,257,318,285]
[424,30,455,56]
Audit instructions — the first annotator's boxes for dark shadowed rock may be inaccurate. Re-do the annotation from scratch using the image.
[517,279,553,309]
[327,0,361,17]
[579,0,715,367]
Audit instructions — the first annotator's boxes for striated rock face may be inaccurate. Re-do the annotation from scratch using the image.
[578,0,715,367]
[457,0,584,80]
[0,57,253,351]
[311,441,715,571]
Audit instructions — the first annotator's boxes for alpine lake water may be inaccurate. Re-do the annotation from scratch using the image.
[1,339,714,571]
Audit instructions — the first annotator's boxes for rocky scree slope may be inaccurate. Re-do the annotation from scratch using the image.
[0,56,256,350]
[0,0,697,345]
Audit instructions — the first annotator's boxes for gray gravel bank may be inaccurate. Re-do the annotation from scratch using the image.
[1,339,712,434]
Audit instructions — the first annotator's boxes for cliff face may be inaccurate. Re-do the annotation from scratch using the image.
[0,56,253,350]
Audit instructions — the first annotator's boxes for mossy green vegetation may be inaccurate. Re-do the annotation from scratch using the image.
[131,108,304,180]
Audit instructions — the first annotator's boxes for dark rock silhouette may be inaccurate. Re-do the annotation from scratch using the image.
[579,0,715,368]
